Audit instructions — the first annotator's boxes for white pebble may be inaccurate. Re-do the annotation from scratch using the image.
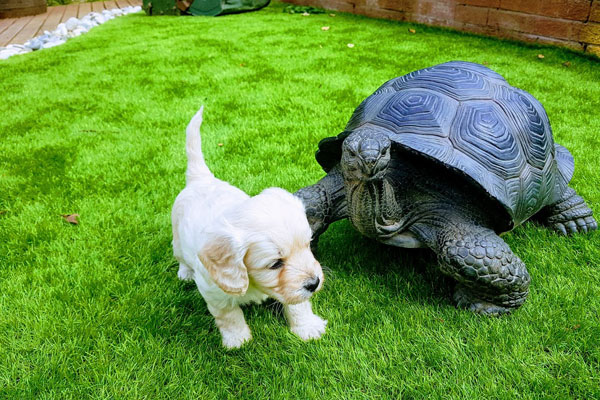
[24,38,43,50]
[6,44,26,50]
[0,49,21,59]
[53,23,68,38]
[72,27,87,36]
[42,39,66,49]
[80,21,94,30]
[65,17,79,31]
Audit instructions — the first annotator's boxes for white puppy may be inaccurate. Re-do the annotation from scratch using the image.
[172,107,327,349]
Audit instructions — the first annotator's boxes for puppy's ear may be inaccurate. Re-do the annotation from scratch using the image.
[199,230,249,296]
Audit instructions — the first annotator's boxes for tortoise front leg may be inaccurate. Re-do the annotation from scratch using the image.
[413,221,531,315]
[295,164,347,252]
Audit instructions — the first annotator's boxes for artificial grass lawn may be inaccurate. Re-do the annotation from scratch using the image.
[1,2,600,398]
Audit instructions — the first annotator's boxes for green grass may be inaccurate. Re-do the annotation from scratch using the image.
[1,3,600,398]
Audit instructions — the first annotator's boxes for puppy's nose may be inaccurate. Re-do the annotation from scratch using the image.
[304,277,320,293]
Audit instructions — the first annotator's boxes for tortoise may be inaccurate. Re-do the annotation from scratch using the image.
[296,61,597,315]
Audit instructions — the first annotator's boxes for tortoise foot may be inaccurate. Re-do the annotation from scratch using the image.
[539,187,597,235]
[453,286,513,316]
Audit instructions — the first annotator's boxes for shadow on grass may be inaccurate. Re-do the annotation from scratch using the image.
[313,220,455,309]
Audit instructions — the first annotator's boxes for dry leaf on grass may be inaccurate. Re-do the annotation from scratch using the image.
[408,28,416,33]
[218,143,223,147]
[62,214,80,225]
[537,54,545,59]
[329,13,335,17]
[321,26,330,31]
[562,61,571,67]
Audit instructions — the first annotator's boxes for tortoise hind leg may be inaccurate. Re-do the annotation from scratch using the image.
[295,164,347,252]
[536,187,597,235]
[414,221,530,315]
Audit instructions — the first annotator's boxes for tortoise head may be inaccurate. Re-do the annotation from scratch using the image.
[341,128,391,181]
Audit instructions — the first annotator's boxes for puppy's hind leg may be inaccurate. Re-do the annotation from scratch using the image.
[284,301,327,341]
[207,303,252,349]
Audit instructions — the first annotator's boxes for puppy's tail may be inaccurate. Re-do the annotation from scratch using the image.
[185,106,212,183]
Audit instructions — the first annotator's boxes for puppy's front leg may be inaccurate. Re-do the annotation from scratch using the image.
[177,263,194,281]
[284,301,327,341]
[207,304,252,349]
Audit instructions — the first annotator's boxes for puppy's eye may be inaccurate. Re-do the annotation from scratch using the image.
[269,259,284,270]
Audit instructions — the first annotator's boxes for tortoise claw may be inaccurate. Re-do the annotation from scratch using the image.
[555,223,568,236]
[565,220,578,234]
[576,218,588,233]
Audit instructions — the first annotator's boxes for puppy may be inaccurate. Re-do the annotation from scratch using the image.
[172,107,327,349]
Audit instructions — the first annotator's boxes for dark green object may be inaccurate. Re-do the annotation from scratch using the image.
[143,0,270,16]
[190,0,270,16]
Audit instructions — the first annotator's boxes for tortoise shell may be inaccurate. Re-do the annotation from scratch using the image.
[316,61,574,230]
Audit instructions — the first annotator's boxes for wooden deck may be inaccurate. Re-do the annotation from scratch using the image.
[0,0,142,47]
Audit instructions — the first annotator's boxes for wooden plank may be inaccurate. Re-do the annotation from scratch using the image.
[38,5,66,34]
[91,1,105,12]
[61,2,80,24]
[78,2,92,18]
[0,15,33,47]
[113,0,126,8]
[120,0,139,8]
[0,18,16,36]
[103,1,119,10]
[130,0,142,6]
[9,12,48,45]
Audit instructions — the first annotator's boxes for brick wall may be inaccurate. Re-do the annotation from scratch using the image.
[284,0,600,57]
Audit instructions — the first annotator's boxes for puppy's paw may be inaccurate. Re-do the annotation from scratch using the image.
[221,327,252,349]
[291,315,327,341]
[177,264,194,281]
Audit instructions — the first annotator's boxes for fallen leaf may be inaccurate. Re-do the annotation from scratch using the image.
[321,26,330,31]
[408,28,416,33]
[0,210,7,215]
[482,61,489,65]
[62,213,80,225]
[218,143,224,147]
[537,53,545,59]
[329,13,336,17]
[572,324,581,330]
[302,12,309,16]
[240,63,246,67]
[562,61,571,67]
[347,43,355,48]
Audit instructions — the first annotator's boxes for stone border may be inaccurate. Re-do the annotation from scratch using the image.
[0,5,142,60]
